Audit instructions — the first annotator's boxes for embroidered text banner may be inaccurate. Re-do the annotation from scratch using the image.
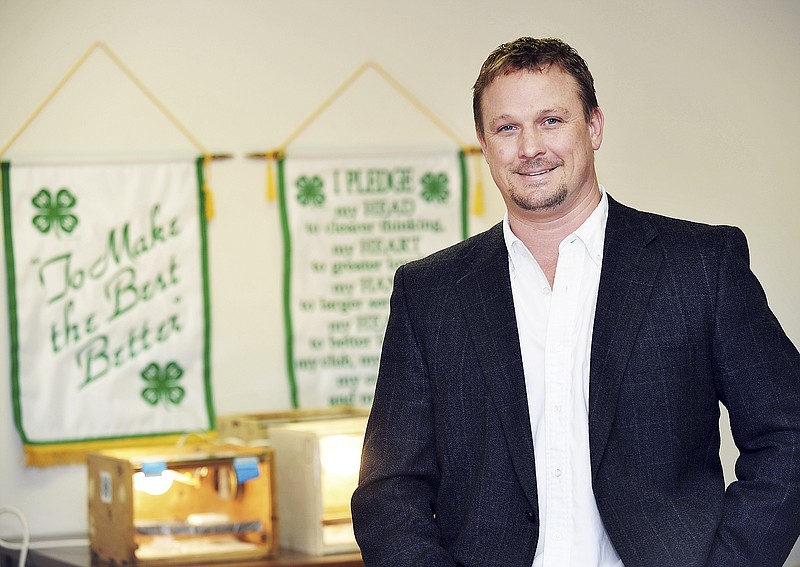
[279,150,467,408]
[2,159,214,451]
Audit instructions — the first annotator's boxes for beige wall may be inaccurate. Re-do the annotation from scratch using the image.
[0,1,798,562]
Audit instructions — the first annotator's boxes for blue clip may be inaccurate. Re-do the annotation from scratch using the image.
[141,461,168,477]
[233,457,260,484]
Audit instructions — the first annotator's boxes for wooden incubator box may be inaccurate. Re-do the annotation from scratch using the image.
[86,443,277,565]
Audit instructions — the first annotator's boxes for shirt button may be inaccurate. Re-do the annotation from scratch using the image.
[554,468,562,477]
[553,532,563,541]
[553,404,562,413]
[542,287,551,295]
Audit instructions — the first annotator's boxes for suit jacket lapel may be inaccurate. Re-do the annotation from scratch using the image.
[589,197,662,479]
[454,224,539,513]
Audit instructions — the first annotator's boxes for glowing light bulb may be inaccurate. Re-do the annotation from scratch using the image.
[319,435,363,478]
[133,471,174,496]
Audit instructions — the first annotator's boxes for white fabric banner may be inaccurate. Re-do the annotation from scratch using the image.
[2,159,213,446]
[279,150,467,408]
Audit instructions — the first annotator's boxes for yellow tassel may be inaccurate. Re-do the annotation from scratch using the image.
[204,183,215,220]
[266,156,277,202]
[471,152,486,216]
[203,154,215,220]
[472,178,485,216]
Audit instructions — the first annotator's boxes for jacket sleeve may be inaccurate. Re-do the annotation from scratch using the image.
[707,227,800,565]
[351,265,457,567]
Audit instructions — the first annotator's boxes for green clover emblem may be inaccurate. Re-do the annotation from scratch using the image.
[420,172,449,203]
[296,175,325,207]
[32,187,79,237]
[140,361,186,407]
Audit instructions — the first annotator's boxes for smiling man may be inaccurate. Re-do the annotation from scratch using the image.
[351,37,800,567]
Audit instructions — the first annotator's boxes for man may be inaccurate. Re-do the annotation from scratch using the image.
[351,37,800,566]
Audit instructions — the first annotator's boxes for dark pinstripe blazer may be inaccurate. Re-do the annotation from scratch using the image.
[351,196,800,567]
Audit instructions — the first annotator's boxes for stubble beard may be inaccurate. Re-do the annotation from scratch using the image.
[508,178,568,212]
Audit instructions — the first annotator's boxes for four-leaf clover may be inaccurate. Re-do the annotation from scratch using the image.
[32,187,79,237]
[140,361,186,407]
[420,172,449,203]
[296,175,325,207]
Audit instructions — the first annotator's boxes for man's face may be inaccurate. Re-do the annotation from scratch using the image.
[477,66,603,221]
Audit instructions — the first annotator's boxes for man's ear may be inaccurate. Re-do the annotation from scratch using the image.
[476,127,487,157]
[589,107,604,151]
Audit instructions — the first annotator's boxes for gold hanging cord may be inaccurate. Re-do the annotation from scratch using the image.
[247,60,485,215]
[0,41,230,219]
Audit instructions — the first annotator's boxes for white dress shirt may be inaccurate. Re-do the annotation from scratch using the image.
[504,187,623,567]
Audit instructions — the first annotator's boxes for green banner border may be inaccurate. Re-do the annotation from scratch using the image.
[195,156,216,431]
[1,160,24,441]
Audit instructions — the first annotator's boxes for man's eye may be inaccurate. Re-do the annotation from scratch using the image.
[498,125,516,132]
[543,118,560,126]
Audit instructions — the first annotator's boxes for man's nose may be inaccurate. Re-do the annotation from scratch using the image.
[519,128,545,159]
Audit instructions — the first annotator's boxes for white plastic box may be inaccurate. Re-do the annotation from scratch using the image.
[269,416,367,555]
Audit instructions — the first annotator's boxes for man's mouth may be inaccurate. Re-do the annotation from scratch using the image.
[518,166,557,177]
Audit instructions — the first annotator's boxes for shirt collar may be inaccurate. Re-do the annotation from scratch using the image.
[574,185,608,268]
[503,185,609,276]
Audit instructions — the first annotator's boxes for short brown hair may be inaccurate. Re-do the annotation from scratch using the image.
[472,37,599,135]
